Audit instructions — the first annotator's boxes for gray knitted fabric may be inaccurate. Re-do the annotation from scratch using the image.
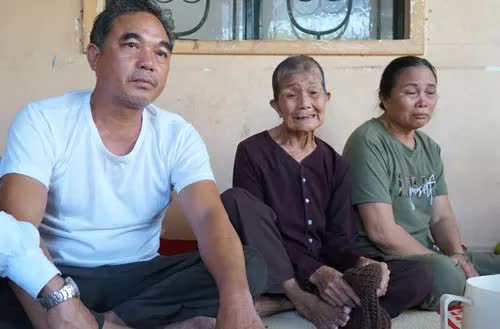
[342,263,391,329]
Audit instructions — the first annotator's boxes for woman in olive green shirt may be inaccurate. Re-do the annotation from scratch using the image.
[343,56,500,310]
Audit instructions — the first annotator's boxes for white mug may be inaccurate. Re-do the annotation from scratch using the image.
[440,274,500,329]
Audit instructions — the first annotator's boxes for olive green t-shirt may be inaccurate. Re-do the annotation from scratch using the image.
[342,118,448,257]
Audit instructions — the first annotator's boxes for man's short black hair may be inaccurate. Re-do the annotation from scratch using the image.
[90,0,175,51]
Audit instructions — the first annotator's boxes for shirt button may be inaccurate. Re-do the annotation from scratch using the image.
[302,177,306,183]
[307,219,313,225]
[305,198,310,204]
[308,238,313,244]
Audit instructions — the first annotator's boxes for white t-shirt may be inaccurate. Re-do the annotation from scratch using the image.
[0,90,215,267]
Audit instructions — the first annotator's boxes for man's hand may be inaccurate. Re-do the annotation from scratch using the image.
[356,257,390,297]
[215,294,265,329]
[450,254,479,279]
[47,299,98,329]
[309,266,361,308]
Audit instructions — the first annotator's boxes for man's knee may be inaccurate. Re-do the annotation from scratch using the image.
[242,246,267,298]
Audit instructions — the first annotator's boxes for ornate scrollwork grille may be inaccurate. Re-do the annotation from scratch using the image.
[104,0,404,41]
[286,0,353,40]
[155,0,210,37]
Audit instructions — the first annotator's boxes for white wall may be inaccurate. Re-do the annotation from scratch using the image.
[1,0,499,248]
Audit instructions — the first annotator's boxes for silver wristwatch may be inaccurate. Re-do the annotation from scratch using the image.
[38,276,80,311]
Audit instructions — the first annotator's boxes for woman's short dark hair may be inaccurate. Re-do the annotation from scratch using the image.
[90,0,175,51]
[272,55,326,99]
[378,56,437,110]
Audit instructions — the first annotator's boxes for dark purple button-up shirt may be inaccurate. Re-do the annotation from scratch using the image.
[233,131,362,287]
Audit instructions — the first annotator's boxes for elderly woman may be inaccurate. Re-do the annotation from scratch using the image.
[342,56,500,310]
[222,55,432,329]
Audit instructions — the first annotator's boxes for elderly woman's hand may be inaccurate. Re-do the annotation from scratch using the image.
[309,266,361,308]
[356,257,390,297]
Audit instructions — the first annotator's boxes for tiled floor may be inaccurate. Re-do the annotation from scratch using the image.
[263,310,442,329]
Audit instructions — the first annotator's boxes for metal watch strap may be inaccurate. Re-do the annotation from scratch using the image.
[38,276,80,311]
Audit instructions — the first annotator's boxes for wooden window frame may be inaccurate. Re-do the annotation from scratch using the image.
[81,0,424,55]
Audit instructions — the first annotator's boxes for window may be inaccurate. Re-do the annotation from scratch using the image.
[82,0,424,55]
[149,0,408,41]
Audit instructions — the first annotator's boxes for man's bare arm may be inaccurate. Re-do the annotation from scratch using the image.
[177,180,264,329]
[0,174,48,227]
[0,174,98,329]
[0,174,56,328]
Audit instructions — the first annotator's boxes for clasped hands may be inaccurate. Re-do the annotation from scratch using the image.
[309,257,390,309]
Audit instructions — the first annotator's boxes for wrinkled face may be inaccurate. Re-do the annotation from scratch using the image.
[382,66,439,131]
[271,70,331,134]
[88,12,171,109]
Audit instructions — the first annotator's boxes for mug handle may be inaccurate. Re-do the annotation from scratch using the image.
[440,294,472,329]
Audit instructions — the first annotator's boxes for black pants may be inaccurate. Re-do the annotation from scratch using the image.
[221,187,433,318]
[0,248,266,329]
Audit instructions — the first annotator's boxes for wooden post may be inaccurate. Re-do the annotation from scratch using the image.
[82,0,106,53]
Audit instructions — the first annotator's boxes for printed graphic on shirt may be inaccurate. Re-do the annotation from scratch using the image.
[397,174,436,210]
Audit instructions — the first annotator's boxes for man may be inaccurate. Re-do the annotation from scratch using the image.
[0,1,266,328]
[0,211,97,329]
